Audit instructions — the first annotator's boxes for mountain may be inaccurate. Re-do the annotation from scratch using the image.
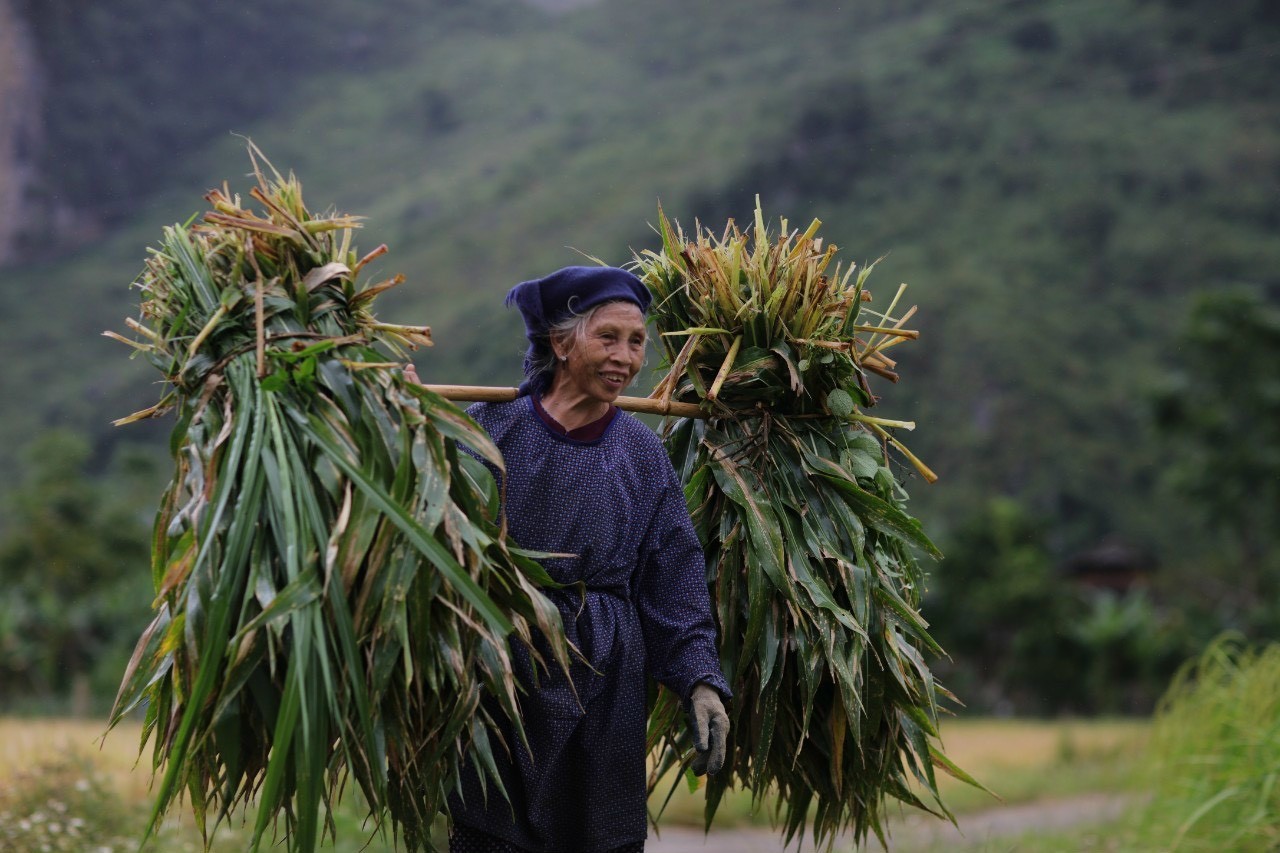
[2,0,1278,571]
[0,0,41,264]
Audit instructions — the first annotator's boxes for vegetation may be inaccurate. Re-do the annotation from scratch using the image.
[3,6,1279,850]
[1129,636,1280,851]
[0,751,139,853]
[1153,288,1280,634]
[634,205,974,846]
[15,0,520,241]
[3,0,1280,717]
[924,498,1196,715]
[0,719,439,852]
[0,432,154,714]
[1012,637,1280,852]
[103,152,569,852]
[0,716,1146,849]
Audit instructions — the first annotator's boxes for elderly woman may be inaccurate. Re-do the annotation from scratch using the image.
[444,266,730,853]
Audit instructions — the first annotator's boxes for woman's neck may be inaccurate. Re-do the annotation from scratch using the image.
[540,382,611,431]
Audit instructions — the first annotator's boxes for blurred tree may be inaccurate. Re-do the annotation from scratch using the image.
[1153,287,1280,632]
[1069,589,1192,715]
[926,497,1189,714]
[0,431,153,713]
[926,497,1086,713]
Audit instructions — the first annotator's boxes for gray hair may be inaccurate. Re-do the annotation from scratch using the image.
[528,299,648,380]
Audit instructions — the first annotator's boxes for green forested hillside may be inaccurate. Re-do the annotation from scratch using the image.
[15,0,522,230]
[3,0,1279,650]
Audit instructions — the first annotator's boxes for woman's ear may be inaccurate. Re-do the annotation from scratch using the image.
[550,332,571,362]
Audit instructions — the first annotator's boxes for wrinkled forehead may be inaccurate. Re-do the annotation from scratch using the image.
[586,300,648,334]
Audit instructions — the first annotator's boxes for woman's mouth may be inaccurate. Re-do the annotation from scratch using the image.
[600,371,628,390]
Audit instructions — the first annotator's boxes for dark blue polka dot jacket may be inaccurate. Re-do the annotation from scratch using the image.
[449,397,730,852]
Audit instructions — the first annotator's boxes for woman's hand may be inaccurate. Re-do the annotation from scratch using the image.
[402,363,422,385]
[688,683,729,775]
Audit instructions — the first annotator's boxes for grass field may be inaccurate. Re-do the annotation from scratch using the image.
[650,716,1148,830]
[0,717,151,798]
[0,715,1148,850]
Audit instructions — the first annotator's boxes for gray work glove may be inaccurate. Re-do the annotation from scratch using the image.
[688,683,729,776]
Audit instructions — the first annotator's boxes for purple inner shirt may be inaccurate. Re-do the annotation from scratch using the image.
[531,393,618,442]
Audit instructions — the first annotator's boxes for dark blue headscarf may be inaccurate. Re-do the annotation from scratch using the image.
[506,266,651,396]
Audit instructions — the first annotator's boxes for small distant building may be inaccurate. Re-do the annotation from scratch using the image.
[1059,539,1156,592]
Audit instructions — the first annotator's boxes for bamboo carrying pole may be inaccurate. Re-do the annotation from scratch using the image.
[423,385,707,419]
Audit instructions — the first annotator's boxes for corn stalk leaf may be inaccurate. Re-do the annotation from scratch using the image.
[105,146,568,852]
[635,200,971,848]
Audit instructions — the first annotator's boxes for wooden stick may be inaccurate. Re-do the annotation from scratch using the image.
[422,385,707,419]
[423,387,934,480]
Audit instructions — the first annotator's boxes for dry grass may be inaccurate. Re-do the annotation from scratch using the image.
[651,716,1148,829]
[0,717,422,851]
[932,717,1146,774]
[0,717,148,798]
[924,717,1147,812]
[0,714,1148,843]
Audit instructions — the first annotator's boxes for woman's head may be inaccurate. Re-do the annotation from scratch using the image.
[541,299,647,404]
[506,266,651,396]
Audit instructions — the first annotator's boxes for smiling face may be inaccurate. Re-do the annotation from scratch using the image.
[550,301,647,407]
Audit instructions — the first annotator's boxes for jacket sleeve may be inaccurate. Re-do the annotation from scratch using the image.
[633,464,732,703]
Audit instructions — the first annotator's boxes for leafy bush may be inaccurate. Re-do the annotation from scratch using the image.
[925,498,1191,715]
[0,432,154,713]
[1153,287,1280,635]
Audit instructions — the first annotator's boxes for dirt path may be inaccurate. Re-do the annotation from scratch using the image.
[646,792,1130,851]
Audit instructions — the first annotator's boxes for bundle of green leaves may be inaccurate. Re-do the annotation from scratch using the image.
[104,147,569,852]
[634,204,979,847]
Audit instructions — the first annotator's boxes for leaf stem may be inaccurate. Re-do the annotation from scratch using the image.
[849,412,916,430]
[707,335,742,403]
[186,304,228,360]
[865,421,939,483]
